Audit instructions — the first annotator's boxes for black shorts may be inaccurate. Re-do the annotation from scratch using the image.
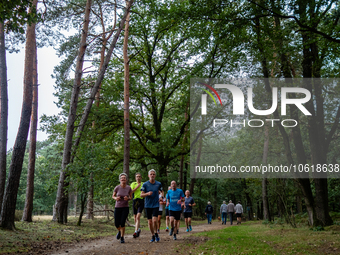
[169,210,181,220]
[114,207,129,228]
[158,210,163,216]
[184,212,192,218]
[236,213,242,217]
[146,207,159,219]
[165,208,169,216]
[133,198,144,215]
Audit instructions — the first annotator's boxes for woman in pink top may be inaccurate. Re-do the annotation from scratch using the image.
[112,173,132,243]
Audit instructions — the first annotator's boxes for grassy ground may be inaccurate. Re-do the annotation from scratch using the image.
[183,220,340,255]
[0,215,206,254]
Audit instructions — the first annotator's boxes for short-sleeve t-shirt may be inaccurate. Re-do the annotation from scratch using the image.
[113,185,132,208]
[183,196,195,213]
[130,181,144,199]
[166,188,185,212]
[140,180,163,208]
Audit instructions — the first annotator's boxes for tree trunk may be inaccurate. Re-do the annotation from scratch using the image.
[0,0,37,230]
[77,193,87,226]
[86,172,94,220]
[242,179,253,220]
[213,182,217,219]
[70,1,134,159]
[296,195,302,214]
[262,119,271,221]
[22,41,38,222]
[179,103,189,189]
[55,0,92,224]
[0,22,8,215]
[123,6,130,181]
[183,162,188,192]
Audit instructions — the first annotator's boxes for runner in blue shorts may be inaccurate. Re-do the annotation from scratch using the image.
[141,169,163,243]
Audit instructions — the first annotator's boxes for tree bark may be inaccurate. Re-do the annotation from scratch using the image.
[123,6,130,181]
[55,0,92,224]
[0,0,37,230]
[262,117,271,221]
[71,0,134,159]
[22,41,38,222]
[86,172,94,220]
[0,22,8,215]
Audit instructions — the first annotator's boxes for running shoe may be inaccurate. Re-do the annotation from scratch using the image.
[120,237,125,243]
[150,235,155,242]
[133,231,138,238]
[173,234,177,240]
[116,231,121,240]
[186,228,189,232]
[169,227,174,236]
[155,233,160,242]
[166,227,169,232]
[189,225,192,231]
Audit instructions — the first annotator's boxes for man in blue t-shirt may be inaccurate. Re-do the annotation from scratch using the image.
[183,190,196,232]
[166,180,184,240]
[141,169,163,243]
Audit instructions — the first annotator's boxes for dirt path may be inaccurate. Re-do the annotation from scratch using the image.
[48,222,230,255]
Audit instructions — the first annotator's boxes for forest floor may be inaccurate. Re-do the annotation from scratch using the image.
[48,221,225,255]
[2,213,340,255]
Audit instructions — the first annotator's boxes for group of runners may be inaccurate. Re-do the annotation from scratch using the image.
[112,169,196,243]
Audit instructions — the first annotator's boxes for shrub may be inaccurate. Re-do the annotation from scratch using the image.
[14,210,23,221]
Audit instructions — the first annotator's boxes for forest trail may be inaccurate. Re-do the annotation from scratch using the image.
[49,221,230,255]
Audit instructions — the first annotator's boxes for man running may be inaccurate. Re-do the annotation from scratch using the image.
[141,169,163,243]
[130,173,144,238]
[183,190,195,232]
[166,180,184,240]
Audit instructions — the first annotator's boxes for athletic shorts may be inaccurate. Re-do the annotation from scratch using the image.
[114,207,129,228]
[133,198,144,215]
[236,213,242,218]
[184,212,192,218]
[158,210,163,216]
[165,209,169,216]
[145,207,159,219]
[169,210,181,220]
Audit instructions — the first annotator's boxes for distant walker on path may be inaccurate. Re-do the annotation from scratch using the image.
[220,201,228,225]
[235,201,243,225]
[227,200,235,225]
[205,201,213,224]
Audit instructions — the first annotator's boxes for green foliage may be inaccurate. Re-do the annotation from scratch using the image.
[10,140,62,214]
[0,0,40,33]
[14,210,23,221]
[311,226,325,232]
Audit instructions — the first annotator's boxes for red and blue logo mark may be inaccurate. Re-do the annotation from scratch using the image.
[199,82,223,106]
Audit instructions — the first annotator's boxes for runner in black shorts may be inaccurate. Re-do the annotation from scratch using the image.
[183,190,195,232]
[131,173,144,238]
[166,181,184,240]
[141,170,163,243]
